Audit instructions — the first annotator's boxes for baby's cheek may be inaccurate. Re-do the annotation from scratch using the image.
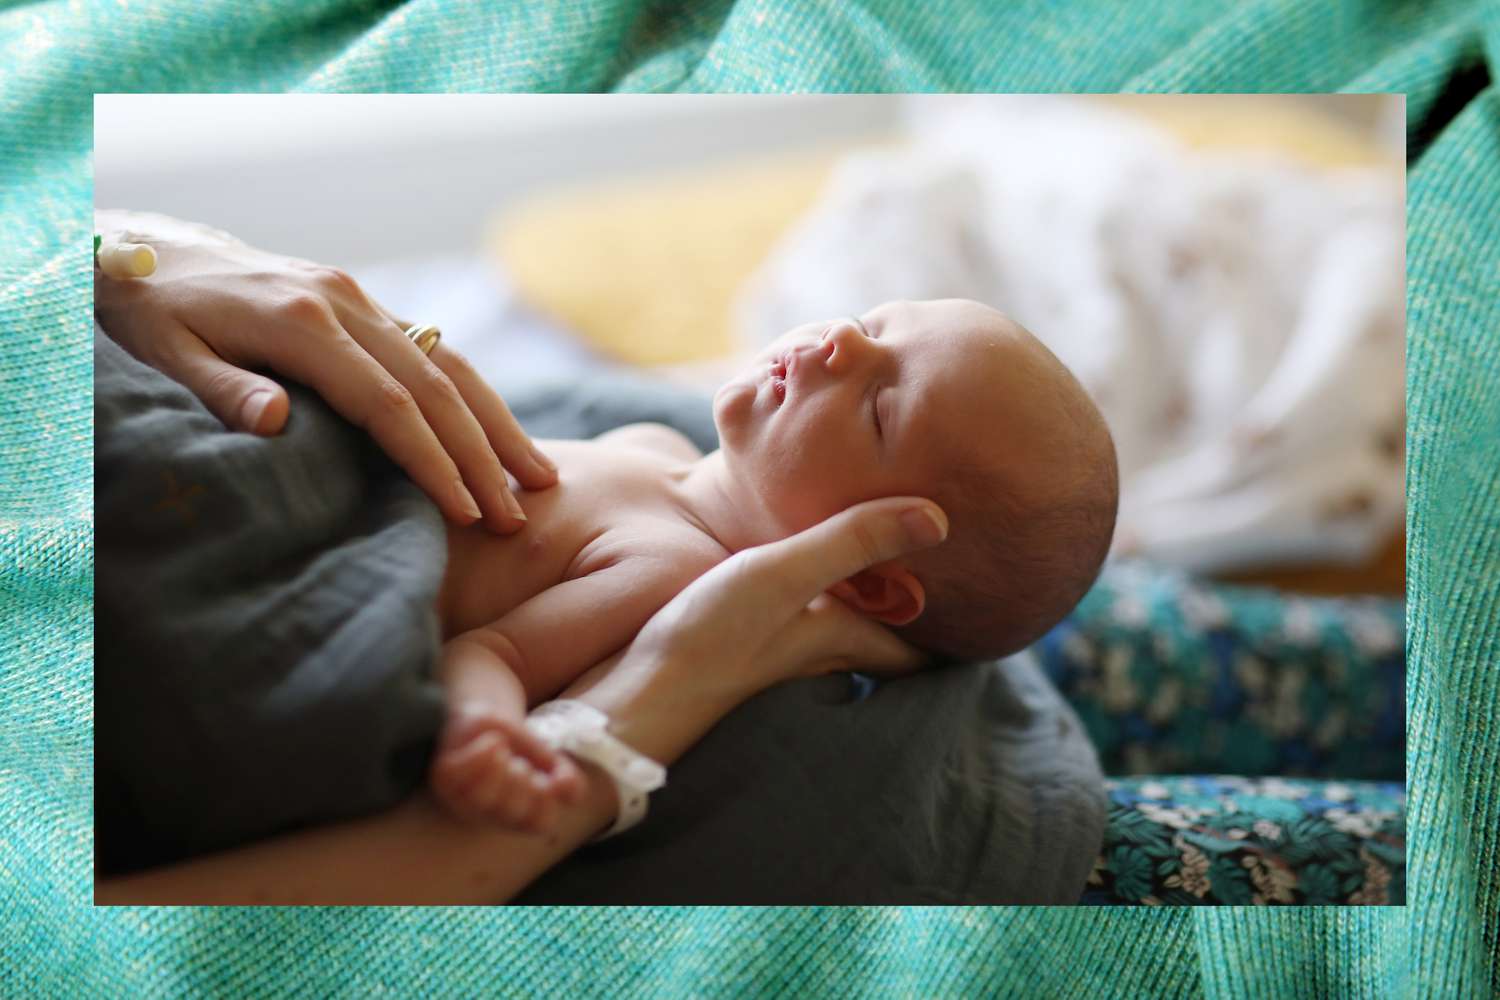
[752,434,882,531]
[769,479,868,536]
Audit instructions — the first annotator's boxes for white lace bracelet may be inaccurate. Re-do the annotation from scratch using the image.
[525,699,666,841]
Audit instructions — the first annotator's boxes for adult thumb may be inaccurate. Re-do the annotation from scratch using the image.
[761,497,949,612]
[164,332,289,435]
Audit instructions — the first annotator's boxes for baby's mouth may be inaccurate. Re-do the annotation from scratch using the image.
[769,354,789,406]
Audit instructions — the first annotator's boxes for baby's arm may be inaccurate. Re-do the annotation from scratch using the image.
[429,639,582,833]
[430,555,702,833]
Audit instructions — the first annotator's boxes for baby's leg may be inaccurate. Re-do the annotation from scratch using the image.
[430,636,585,832]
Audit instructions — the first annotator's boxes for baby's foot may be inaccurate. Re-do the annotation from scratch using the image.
[429,705,587,833]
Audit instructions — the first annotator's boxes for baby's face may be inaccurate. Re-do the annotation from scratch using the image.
[714,299,1060,540]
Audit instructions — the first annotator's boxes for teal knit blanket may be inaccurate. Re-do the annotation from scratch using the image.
[3,1,1496,995]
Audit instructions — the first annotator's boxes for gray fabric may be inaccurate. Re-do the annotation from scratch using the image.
[94,330,448,875]
[502,373,727,456]
[518,655,1106,904]
[94,328,1106,901]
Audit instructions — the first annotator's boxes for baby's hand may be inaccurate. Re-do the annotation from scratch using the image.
[429,704,587,833]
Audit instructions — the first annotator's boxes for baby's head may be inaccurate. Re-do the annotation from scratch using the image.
[713,299,1118,662]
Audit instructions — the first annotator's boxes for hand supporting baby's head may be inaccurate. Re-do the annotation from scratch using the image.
[713,298,1118,664]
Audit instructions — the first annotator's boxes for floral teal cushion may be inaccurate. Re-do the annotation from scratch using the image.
[1039,560,1405,780]
[1083,775,1406,905]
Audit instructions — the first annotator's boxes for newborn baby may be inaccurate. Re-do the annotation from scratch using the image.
[431,298,1119,830]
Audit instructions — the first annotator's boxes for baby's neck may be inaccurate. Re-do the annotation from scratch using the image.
[665,449,781,556]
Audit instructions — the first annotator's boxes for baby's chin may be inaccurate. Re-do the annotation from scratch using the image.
[713,355,785,428]
[710,376,756,438]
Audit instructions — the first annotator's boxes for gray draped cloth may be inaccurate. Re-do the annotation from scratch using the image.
[94,327,1105,902]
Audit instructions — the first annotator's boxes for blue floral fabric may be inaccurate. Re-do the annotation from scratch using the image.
[1085,775,1406,906]
[1039,560,1405,781]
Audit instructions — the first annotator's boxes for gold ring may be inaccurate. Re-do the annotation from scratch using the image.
[404,323,441,356]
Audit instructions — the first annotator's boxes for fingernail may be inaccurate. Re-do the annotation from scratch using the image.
[502,490,527,522]
[240,390,272,432]
[530,445,557,474]
[900,505,948,545]
[453,480,483,521]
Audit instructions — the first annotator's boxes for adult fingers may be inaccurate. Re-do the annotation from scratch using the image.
[369,296,558,492]
[333,299,527,534]
[744,497,949,616]
[429,342,559,492]
[783,593,930,678]
[149,320,290,435]
[263,300,482,527]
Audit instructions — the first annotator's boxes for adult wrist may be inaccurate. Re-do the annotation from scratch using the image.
[527,700,666,840]
[570,756,622,838]
[570,651,744,769]
[95,209,241,250]
[94,208,155,244]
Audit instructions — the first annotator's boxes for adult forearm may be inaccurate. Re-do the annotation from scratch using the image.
[95,769,619,906]
[93,654,741,906]
[562,649,748,768]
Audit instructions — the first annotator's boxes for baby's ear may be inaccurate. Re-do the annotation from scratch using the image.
[828,564,925,626]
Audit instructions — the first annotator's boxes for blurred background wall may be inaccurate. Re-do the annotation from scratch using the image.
[94,94,1398,274]
[94,95,903,273]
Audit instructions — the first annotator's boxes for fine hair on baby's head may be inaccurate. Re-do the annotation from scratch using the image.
[894,336,1118,664]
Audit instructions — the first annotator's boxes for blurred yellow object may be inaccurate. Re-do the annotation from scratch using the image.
[489,150,860,366]
[1095,95,1399,170]
[488,98,1393,369]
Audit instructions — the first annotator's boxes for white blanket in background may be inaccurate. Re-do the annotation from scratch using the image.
[734,99,1404,575]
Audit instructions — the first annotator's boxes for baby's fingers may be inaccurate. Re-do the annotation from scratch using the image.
[430,732,504,814]
[494,757,544,828]
[548,754,587,806]
[508,717,575,778]
[519,770,560,834]
[432,731,501,792]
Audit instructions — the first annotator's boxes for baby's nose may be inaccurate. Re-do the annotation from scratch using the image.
[821,319,871,373]
[821,317,866,342]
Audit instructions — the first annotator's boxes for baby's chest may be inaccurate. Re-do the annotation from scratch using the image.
[447,454,696,628]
